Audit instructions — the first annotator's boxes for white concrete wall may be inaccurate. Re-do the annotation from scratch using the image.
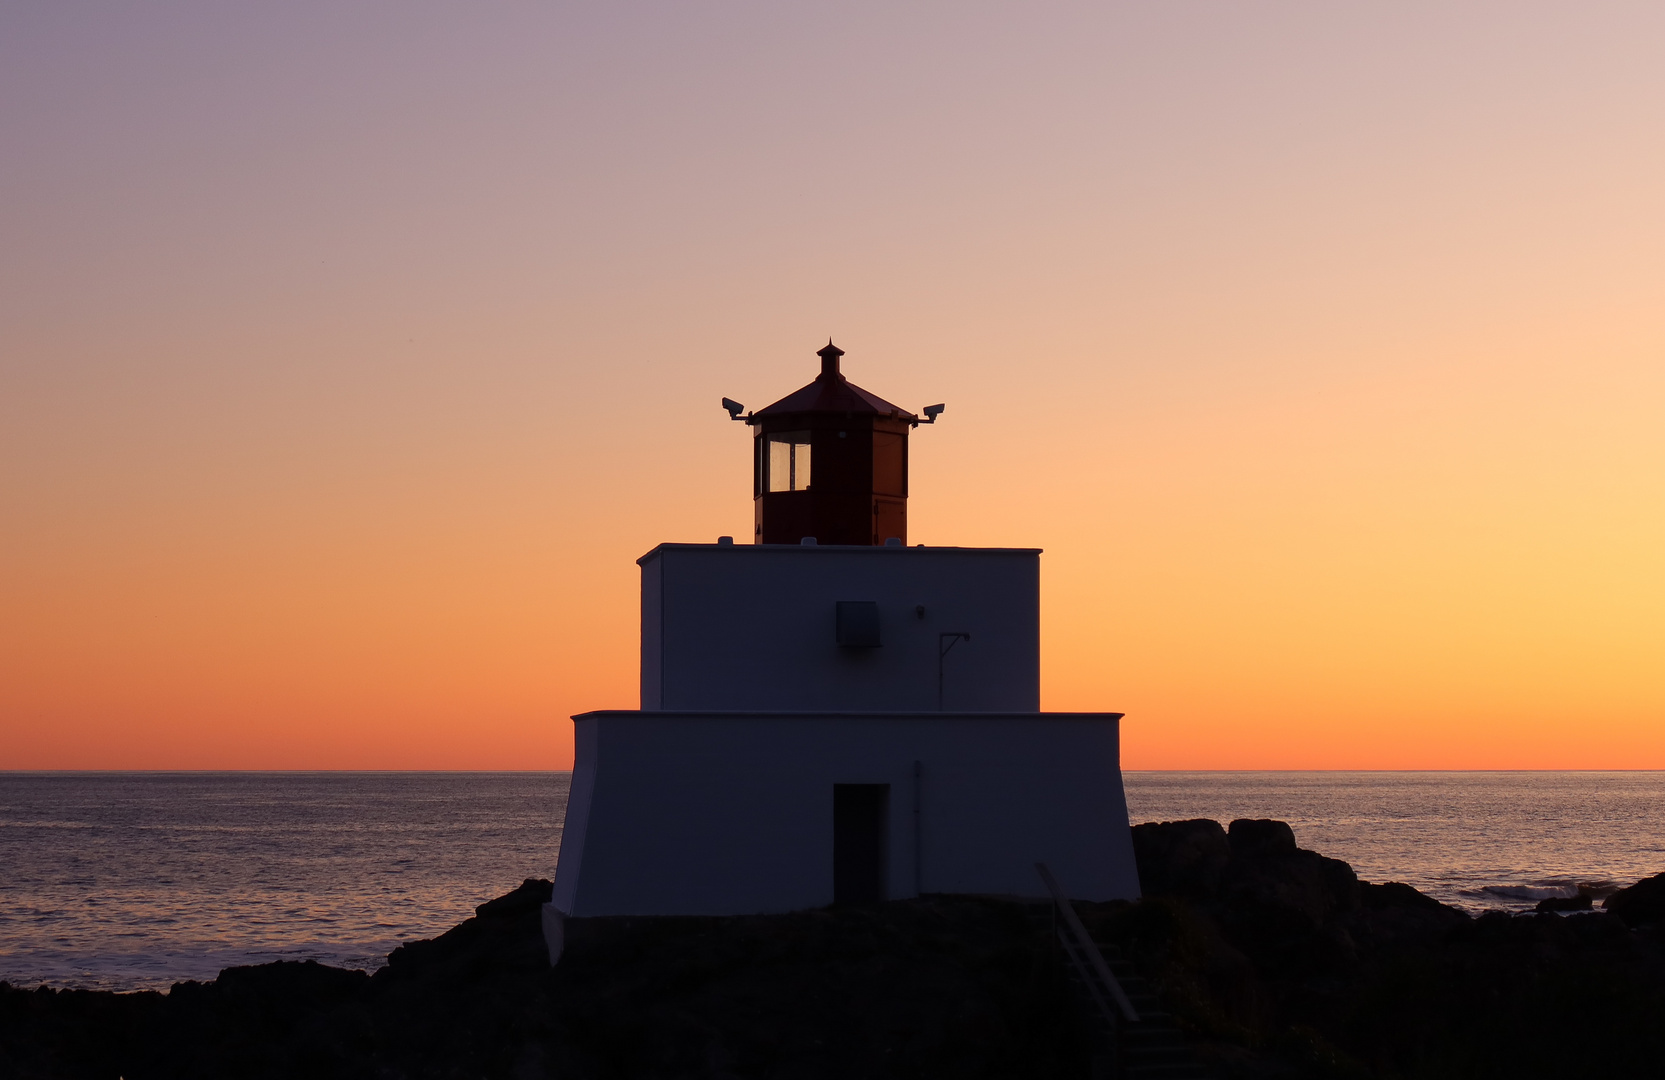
[640,544,1040,713]
[551,710,1139,917]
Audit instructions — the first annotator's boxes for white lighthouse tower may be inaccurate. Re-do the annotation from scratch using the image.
[549,345,1140,922]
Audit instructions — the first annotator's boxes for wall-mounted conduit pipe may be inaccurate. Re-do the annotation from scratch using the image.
[912,760,923,895]
[937,632,970,710]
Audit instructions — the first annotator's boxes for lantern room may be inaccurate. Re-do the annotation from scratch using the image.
[728,342,940,546]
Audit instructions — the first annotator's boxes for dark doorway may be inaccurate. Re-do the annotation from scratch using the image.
[833,784,889,905]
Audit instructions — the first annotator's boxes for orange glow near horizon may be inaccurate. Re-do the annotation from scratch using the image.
[3,2,1663,769]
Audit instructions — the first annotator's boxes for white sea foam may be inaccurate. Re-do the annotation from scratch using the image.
[1474,884,1579,902]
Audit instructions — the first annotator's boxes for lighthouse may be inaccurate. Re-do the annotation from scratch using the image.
[549,344,1139,924]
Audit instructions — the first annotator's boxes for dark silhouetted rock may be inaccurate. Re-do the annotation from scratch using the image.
[1536,890,1594,913]
[1137,817,1363,931]
[1604,871,1665,925]
[1227,818,1298,859]
[1359,880,1449,911]
[6,853,1665,1079]
[473,876,553,918]
[1350,879,1471,948]
[1130,818,1231,898]
[379,876,552,984]
[0,884,1082,1080]
[1106,833,1665,1079]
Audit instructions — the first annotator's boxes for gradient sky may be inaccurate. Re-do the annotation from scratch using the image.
[3,1,1662,769]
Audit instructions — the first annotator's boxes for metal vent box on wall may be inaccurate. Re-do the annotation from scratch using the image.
[639,544,1040,713]
[835,601,882,648]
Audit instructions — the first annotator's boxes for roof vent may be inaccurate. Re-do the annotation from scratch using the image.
[817,340,843,378]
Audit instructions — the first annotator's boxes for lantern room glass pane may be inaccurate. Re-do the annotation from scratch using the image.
[793,441,810,490]
[769,438,791,492]
[766,431,811,492]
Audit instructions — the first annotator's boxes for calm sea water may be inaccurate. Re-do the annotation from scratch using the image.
[0,773,569,992]
[2,771,1662,992]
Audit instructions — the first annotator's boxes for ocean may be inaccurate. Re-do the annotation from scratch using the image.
[2,771,1661,992]
[0,773,568,993]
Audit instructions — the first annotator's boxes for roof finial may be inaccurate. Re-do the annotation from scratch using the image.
[817,339,844,378]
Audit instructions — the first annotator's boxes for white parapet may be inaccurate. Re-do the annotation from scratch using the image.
[551,710,1140,917]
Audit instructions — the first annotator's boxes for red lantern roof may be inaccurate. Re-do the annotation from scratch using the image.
[749,342,917,423]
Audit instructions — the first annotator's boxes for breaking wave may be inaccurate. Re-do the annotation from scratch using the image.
[1461,880,1622,910]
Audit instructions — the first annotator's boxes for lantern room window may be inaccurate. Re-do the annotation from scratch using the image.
[765,431,812,492]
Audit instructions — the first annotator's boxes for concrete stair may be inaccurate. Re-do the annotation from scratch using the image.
[1027,905,1211,1080]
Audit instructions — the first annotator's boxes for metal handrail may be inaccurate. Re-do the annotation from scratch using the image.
[1036,862,1139,1024]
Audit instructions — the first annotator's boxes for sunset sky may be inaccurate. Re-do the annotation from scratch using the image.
[3,1,1662,769]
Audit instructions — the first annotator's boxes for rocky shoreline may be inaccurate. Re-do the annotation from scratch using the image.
[3,820,1662,1079]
